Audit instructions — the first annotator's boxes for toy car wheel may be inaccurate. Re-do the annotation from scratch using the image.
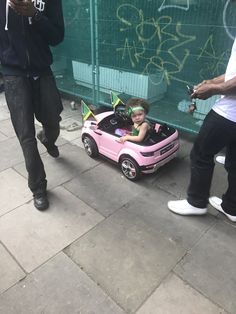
[120,156,141,181]
[83,135,99,158]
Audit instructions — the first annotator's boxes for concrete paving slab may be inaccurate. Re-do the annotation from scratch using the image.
[0,137,24,171]
[0,243,25,294]
[0,168,32,217]
[14,143,100,190]
[0,106,10,121]
[0,253,125,314]
[0,186,104,273]
[0,118,15,138]
[151,155,227,214]
[60,117,82,130]
[152,156,191,199]
[124,189,216,250]
[64,162,145,217]
[0,130,54,170]
[60,101,82,120]
[65,209,185,313]
[0,93,6,107]
[71,135,84,149]
[136,273,227,314]
[59,127,81,142]
[0,130,7,142]
[175,221,236,314]
[178,137,194,159]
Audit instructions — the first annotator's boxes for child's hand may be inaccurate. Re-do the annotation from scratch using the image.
[119,135,128,143]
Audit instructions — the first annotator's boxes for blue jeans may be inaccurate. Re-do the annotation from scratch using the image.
[187,110,236,215]
[4,75,63,195]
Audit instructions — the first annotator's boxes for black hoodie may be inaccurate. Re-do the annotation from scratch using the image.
[0,0,64,76]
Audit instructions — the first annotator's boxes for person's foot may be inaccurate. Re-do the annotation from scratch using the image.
[37,131,59,158]
[215,155,225,165]
[33,193,49,211]
[168,199,207,216]
[209,196,236,222]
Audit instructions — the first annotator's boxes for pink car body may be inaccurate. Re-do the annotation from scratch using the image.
[82,110,179,180]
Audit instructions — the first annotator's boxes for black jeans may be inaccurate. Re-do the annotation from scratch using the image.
[4,75,63,195]
[187,110,236,215]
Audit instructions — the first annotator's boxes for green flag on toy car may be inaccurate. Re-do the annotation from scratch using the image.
[111,91,124,109]
[81,100,97,121]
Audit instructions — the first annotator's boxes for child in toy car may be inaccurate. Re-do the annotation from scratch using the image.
[81,93,179,180]
[118,98,152,143]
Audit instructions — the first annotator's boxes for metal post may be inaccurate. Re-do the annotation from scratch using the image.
[94,0,100,104]
[89,0,96,104]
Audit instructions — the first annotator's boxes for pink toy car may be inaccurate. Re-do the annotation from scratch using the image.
[82,106,179,181]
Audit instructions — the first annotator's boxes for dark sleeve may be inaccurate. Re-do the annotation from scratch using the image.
[32,0,64,46]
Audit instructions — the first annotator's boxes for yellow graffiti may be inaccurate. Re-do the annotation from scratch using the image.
[117,4,144,32]
[197,35,230,79]
[116,5,196,85]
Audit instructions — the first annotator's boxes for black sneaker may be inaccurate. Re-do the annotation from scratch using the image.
[37,131,59,158]
[34,193,49,211]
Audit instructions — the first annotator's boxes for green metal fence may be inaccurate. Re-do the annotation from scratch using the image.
[52,0,236,133]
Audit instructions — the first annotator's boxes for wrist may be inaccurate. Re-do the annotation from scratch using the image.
[212,83,223,95]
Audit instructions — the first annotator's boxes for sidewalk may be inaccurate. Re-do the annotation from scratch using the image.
[0,93,235,314]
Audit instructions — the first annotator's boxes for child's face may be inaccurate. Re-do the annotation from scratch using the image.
[131,110,145,124]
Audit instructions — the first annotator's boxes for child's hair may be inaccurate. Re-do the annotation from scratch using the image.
[126,98,150,116]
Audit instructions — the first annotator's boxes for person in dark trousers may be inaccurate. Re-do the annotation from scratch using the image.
[167,33,236,222]
[0,0,64,210]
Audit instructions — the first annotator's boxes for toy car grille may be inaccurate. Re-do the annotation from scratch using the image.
[160,143,174,155]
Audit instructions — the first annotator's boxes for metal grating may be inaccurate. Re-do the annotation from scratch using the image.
[53,0,236,133]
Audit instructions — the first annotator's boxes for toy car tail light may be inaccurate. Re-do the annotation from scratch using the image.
[140,151,154,157]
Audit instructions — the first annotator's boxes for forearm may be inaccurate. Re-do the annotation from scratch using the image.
[125,135,143,142]
[209,74,225,85]
[214,76,236,96]
[192,74,233,99]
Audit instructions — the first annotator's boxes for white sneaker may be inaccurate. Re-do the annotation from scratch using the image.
[215,155,225,165]
[209,196,236,222]
[168,199,207,216]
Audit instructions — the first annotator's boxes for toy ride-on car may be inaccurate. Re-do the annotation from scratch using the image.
[81,96,179,181]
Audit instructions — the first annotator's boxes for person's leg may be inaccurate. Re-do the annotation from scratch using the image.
[3,76,48,209]
[187,111,232,208]
[37,125,60,158]
[207,137,236,222]
[34,75,63,156]
[221,140,236,215]
[168,110,232,215]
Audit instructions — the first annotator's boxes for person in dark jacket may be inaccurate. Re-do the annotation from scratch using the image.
[0,0,64,210]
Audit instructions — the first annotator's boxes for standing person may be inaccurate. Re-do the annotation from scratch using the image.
[167,35,236,223]
[0,0,64,210]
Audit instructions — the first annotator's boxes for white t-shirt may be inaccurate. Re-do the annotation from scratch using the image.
[212,38,236,122]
